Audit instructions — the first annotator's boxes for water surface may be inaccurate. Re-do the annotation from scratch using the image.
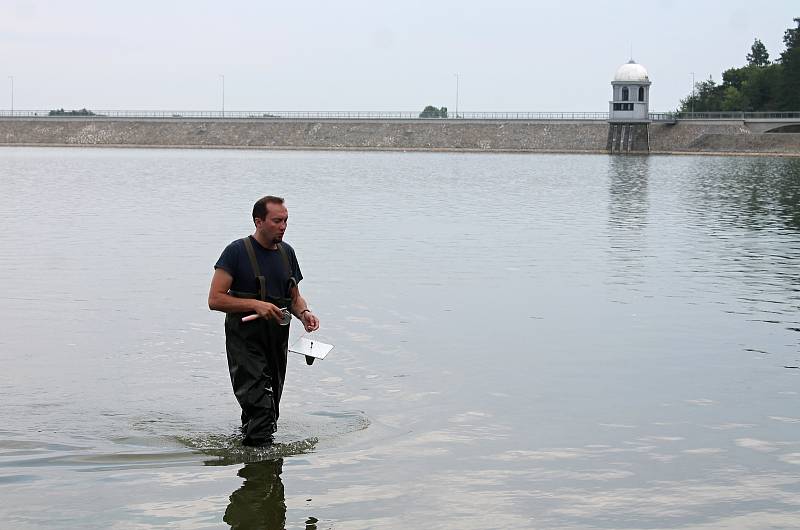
[1,147,799,529]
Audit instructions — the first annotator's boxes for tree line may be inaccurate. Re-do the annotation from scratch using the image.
[48,108,95,116]
[679,17,800,112]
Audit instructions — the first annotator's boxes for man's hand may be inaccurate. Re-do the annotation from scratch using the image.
[301,310,320,332]
[254,301,286,322]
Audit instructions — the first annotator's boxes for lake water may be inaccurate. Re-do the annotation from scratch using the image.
[1,147,799,529]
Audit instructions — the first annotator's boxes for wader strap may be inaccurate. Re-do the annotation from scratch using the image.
[243,237,267,301]
[229,289,259,299]
[277,242,297,289]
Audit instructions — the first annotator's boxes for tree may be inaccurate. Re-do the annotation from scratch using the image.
[746,38,770,66]
[741,65,781,110]
[779,47,800,109]
[721,86,747,111]
[699,77,724,111]
[675,17,800,111]
[722,67,748,89]
[777,18,800,109]
[678,77,724,112]
[419,105,448,118]
[781,17,800,62]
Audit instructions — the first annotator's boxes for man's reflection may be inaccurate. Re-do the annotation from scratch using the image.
[224,459,286,529]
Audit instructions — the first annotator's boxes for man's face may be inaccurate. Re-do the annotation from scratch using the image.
[256,203,288,245]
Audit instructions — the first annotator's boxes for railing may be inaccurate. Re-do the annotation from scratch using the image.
[651,111,800,121]
[452,111,611,120]
[0,109,612,120]
[649,113,679,121]
[0,110,798,121]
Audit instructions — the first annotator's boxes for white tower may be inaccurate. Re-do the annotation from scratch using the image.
[609,60,651,122]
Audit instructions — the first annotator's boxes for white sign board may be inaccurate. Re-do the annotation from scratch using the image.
[289,337,333,360]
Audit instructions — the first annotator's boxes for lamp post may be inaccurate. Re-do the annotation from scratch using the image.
[690,72,695,117]
[8,76,13,116]
[219,74,225,117]
[454,73,459,119]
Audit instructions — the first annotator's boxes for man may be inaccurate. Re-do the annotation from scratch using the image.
[209,195,320,446]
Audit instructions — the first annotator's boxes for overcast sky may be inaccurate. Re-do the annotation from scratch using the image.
[1,1,797,112]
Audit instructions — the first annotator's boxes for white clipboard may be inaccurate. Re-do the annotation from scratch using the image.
[289,337,333,360]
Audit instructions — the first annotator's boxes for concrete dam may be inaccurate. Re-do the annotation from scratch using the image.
[1,117,799,156]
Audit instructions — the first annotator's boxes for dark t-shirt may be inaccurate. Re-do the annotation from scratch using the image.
[215,236,303,298]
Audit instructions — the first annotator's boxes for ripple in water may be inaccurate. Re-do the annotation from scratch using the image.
[177,433,319,465]
[174,410,370,465]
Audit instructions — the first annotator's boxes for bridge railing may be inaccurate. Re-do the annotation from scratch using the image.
[0,110,798,120]
[652,111,800,120]
[650,113,679,121]
[0,109,613,120]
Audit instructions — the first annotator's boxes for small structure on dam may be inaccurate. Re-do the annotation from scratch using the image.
[608,60,651,154]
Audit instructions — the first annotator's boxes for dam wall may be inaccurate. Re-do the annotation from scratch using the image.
[649,121,800,155]
[685,133,800,154]
[0,118,609,153]
[0,117,799,155]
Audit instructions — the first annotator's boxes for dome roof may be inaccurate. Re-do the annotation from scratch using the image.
[614,60,649,82]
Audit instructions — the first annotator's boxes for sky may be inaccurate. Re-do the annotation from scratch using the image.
[1,0,797,113]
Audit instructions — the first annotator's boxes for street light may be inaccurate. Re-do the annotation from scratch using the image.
[219,74,225,117]
[8,76,13,116]
[454,73,459,119]
[690,72,695,117]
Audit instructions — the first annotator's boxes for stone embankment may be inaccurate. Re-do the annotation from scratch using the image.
[0,118,610,152]
[650,121,800,155]
[0,117,798,155]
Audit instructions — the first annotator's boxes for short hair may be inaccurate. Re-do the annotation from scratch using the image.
[252,195,285,222]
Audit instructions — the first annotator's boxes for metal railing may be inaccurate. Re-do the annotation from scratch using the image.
[651,111,800,121]
[451,111,611,120]
[0,110,798,121]
[649,113,679,121]
[0,109,612,120]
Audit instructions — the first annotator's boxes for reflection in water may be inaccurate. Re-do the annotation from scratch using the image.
[224,459,288,530]
[183,435,320,529]
[607,155,650,229]
[606,155,650,288]
[173,431,325,529]
[683,158,800,333]
[750,158,800,231]
[690,157,800,231]
[190,437,320,530]
[777,164,800,230]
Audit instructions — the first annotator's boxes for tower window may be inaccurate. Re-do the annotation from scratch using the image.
[621,87,629,101]
[638,87,645,101]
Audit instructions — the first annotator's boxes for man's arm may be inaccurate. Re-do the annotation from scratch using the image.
[289,284,320,332]
[208,268,285,321]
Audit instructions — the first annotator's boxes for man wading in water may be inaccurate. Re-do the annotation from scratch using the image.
[208,196,320,446]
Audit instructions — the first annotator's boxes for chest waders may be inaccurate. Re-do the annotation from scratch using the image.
[225,238,295,446]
